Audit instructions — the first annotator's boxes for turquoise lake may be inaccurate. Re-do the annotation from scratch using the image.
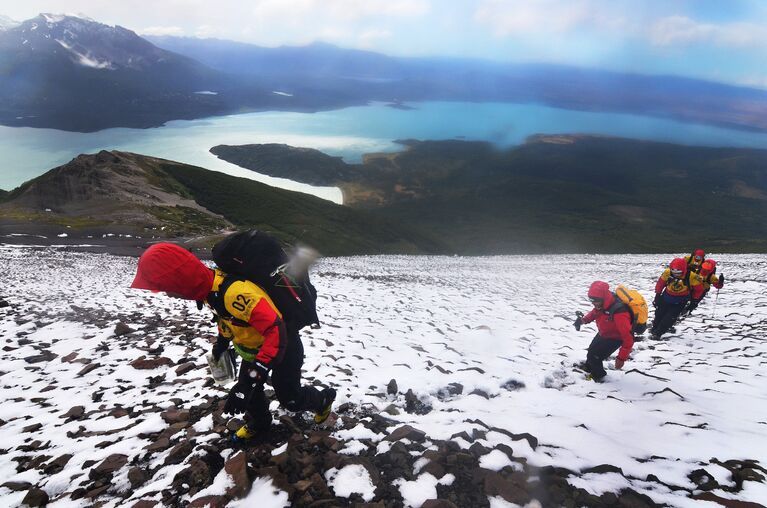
[3,101,767,204]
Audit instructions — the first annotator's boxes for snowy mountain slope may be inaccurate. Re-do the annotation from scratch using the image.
[0,247,765,507]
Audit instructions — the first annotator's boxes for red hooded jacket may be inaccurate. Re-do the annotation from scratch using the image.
[132,243,285,367]
[581,281,634,361]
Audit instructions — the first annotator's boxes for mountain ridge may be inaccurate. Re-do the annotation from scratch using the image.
[0,150,443,256]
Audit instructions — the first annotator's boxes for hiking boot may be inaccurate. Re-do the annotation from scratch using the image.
[231,424,257,445]
[585,374,605,384]
[314,388,336,424]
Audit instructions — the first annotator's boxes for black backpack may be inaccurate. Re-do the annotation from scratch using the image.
[211,230,319,331]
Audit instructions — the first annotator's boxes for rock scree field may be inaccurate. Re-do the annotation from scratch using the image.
[0,246,765,507]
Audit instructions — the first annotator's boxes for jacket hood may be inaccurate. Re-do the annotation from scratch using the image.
[588,281,615,308]
[131,243,213,301]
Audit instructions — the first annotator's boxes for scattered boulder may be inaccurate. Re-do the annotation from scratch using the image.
[164,441,194,466]
[386,425,427,443]
[175,363,197,376]
[90,454,128,480]
[161,408,190,424]
[131,356,173,370]
[21,487,49,507]
[60,406,85,421]
[224,451,250,498]
[387,379,398,395]
[114,322,134,336]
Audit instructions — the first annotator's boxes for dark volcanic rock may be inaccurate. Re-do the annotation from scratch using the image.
[128,467,148,488]
[164,441,194,466]
[175,362,197,376]
[387,379,398,395]
[24,351,57,364]
[2,481,32,491]
[225,451,250,498]
[60,405,85,420]
[114,322,135,336]
[76,363,100,377]
[21,487,49,507]
[130,355,173,370]
[161,408,190,424]
[386,425,426,443]
[90,454,128,479]
[404,389,432,415]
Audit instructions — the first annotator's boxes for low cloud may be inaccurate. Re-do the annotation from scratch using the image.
[474,0,628,37]
[650,16,767,48]
[140,25,185,36]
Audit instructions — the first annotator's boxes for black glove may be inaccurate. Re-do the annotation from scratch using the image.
[211,335,229,361]
[653,294,663,308]
[719,274,725,286]
[574,316,583,331]
[245,360,270,385]
[223,385,248,415]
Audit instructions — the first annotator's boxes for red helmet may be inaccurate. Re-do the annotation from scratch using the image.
[670,258,687,278]
[700,259,717,277]
[692,249,705,263]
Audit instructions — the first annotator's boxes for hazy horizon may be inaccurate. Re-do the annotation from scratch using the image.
[3,0,767,90]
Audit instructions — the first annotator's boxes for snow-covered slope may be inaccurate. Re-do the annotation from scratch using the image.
[0,247,765,507]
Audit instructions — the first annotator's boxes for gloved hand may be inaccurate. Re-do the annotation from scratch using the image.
[653,294,663,308]
[223,386,248,415]
[719,274,725,286]
[245,360,270,385]
[573,311,583,331]
[615,358,625,370]
[211,335,229,361]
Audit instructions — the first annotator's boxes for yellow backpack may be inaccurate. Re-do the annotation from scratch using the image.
[613,284,648,334]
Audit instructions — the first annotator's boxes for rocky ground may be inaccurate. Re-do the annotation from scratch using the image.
[1,247,765,507]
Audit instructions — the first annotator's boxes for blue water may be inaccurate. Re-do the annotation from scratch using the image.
[3,101,767,201]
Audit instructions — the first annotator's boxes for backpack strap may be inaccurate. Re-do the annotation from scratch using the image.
[207,275,250,327]
[605,293,629,322]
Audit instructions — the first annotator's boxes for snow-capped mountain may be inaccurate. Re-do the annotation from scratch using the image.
[0,14,234,131]
[0,247,765,506]
[2,13,197,71]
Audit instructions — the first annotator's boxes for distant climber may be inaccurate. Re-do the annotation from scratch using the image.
[130,242,335,444]
[692,259,724,311]
[684,249,706,274]
[573,281,635,382]
[650,258,704,339]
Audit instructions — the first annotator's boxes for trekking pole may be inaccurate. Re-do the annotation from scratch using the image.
[713,288,720,318]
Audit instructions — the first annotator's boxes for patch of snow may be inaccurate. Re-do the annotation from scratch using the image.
[326,464,376,501]
[194,90,219,95]
[272,91,294,97]
[57,233,68,238]
[394,473,456,507]
[55,38,114,69]
[228,476,290,507]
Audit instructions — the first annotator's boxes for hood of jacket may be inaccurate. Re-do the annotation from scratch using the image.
[131,243,213,301]
[588,280,615,308]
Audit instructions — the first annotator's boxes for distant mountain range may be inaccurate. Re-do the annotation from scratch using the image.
[1,13,766,132]
[211,135,767,254]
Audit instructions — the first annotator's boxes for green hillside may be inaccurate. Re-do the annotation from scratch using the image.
[213,136,767,253]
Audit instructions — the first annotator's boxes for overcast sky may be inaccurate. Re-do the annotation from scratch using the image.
[3,0,767,88]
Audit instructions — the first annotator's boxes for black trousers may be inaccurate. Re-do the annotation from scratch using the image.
[586,334,622,380]
[240,332,324,430]
[651,300,686,338]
